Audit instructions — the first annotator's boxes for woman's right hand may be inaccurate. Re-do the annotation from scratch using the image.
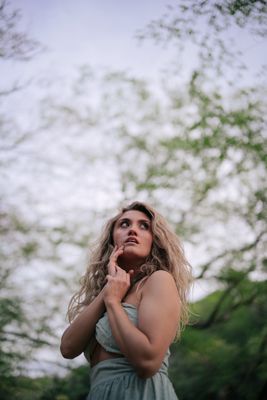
[104,245,133,305]
[107,245,124,276]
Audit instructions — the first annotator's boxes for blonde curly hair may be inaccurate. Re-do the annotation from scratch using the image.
[67,201,193,336]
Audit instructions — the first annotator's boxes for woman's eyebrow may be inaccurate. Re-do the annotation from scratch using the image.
[117,217,150,224]
[118,217,130,222]
[116,217,130,225]
[139,219,150,224]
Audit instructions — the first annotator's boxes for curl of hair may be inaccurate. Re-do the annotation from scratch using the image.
[67,202,193,337]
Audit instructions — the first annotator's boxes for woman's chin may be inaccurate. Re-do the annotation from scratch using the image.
[118,250,146,267]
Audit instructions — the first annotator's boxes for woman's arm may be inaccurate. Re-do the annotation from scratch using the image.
[60,246,123,359]
[60,289,105,359]
[104,269,180,378]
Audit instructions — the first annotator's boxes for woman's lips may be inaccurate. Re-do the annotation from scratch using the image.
[125,237,138,244]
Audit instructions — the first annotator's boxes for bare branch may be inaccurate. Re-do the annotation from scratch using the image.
[0,0,43,61]
[196,231,265,279]
[1,330,52,346]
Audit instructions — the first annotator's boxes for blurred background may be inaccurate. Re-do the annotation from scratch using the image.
[1,0,266,399]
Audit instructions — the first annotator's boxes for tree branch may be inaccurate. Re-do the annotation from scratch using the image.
[196,231,265,279]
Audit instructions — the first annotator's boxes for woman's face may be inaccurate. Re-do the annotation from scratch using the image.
[112,210,153,268]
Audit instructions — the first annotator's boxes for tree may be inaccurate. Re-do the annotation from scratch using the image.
[0,2,51,396]
[112,0,267,311]
[119,3,267,397]
[1,1,266,398]
[138,0,267,83]
[0,0,41,61]
[169,279,267,400]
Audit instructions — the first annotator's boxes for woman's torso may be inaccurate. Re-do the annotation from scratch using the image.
[89,278,145,367]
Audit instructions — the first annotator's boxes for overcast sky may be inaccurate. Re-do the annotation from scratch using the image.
[3,0,266,82]
[3,0,267,291]
[4,0,177,84]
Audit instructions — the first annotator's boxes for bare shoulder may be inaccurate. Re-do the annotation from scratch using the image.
[142,270,178,299]
[146,270,177,286]
[139,270,180,322]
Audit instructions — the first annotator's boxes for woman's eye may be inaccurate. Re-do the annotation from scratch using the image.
[120,221,129,228]
[140,222,149,230]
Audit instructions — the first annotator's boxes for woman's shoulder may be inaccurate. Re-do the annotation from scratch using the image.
[148,269,176,283]
[143,270,178,296]
[139,270,180,313]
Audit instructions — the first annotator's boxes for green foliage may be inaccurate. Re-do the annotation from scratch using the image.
[0,210,54,391]
[138,0,267,77]
[0,365,90,400]
[169,280,267,400]
[2,280,265,400]
[39,366,89,400]
[0,2,53,394]
[0,296,24,370]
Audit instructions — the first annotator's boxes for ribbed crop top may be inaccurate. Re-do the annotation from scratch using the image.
[84,303,170,368]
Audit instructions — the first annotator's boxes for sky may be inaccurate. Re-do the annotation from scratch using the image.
[5,0,176,83]
[3,1,267,298]
[2,0,182,376]
[4,0,266,87]
[3,0,267,311]
[2,0,179,240]
[3,0,266,126]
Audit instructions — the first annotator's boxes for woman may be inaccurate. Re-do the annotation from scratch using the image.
[60,201,192,399]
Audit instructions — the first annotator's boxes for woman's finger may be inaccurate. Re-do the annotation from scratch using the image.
[110,245,123,261]
[128,269,134,284]
[115,265,127,277]
[108,245,124,275]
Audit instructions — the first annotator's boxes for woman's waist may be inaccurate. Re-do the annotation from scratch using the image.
[90,342,124,367]
[90,341,170,371]
[90,357,169,389]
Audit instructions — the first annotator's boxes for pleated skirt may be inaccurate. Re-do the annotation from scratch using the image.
[87,358,178,400]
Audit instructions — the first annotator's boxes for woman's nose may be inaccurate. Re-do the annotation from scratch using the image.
[128,226,137,235]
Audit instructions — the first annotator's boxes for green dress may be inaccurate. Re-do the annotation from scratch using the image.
[85,303,178,400]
